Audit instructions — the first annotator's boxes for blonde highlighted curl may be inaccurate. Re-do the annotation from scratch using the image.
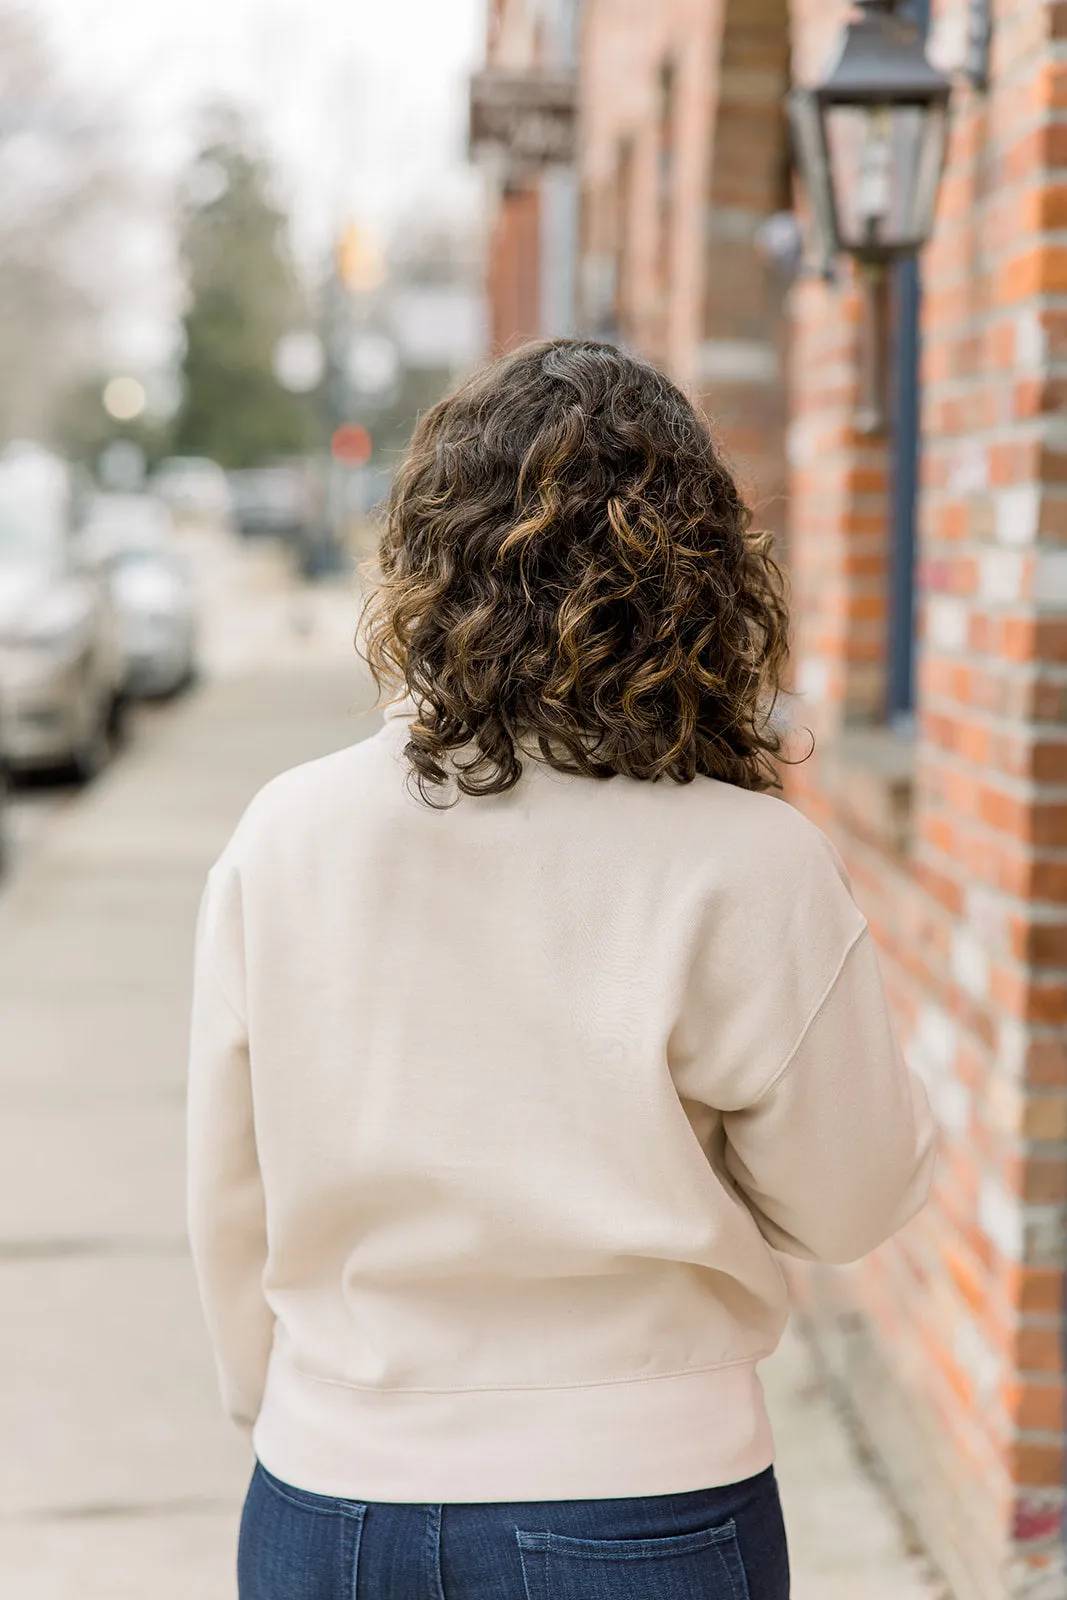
[362,338,789,803]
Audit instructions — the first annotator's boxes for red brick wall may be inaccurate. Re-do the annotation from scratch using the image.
[699,0,791,533]
[785,2,1067,1594]
[579,0,722,379]
[483,0,545,356]
[580,0,791,521]
[785,0,892,732]
[488,185,543,355]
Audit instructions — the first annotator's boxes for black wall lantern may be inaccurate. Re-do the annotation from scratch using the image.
[789,0,953,433]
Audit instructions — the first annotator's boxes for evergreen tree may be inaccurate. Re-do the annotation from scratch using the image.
[173,115,319,467]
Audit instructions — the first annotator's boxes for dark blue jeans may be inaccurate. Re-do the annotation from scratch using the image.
[238,1460,790,1599]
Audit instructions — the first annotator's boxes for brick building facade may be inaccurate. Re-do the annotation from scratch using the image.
[476,2,1067,1595]
[479,0,580,353]
[783,7,1067,1595]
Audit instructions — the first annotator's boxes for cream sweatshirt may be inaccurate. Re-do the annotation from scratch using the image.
[187,704,936,1503]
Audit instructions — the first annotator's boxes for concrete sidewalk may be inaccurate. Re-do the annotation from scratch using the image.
[0,658,375,1599]
[0,549,942,1598]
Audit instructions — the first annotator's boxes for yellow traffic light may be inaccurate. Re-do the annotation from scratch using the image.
[336,223,385,294]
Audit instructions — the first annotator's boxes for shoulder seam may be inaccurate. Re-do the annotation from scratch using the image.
[748,921,869,1107]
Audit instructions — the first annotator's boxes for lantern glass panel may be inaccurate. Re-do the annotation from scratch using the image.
[824,100,948,256]
[787,89,839,268]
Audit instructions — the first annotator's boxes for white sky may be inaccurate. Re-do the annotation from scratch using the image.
[35,0,487,246]
[30,0,488,367]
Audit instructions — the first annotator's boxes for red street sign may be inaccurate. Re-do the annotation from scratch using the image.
[331,423,372,466]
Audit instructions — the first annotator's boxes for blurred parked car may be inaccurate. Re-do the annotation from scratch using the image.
[229,463,313,539]
[151,456,232,524]
[0,743,9,879]
[77,493,200,699]
[0,445,123,781]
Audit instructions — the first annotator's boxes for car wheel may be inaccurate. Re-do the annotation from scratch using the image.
[0,765,9,880]
[173,657,200,696]
[69,702,111,784]
[107,691,129,746]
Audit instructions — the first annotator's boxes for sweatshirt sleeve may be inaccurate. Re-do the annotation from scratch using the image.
[187,862,274,1432]
[722,924,937,1264]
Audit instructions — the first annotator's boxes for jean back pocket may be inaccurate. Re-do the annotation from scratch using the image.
[516,1518,751,1600]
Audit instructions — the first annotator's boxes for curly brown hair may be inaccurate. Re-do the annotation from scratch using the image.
[362,337,789,801]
